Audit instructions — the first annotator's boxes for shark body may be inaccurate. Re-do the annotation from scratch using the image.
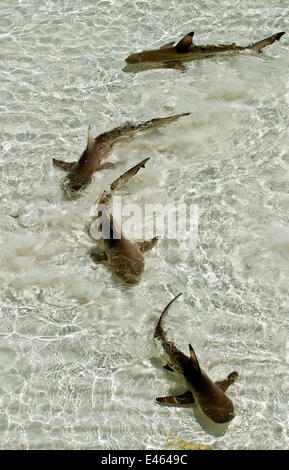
[90,159,158,284]
[154,294,238,424]
[125,31,285,71]
[53,113,190,197]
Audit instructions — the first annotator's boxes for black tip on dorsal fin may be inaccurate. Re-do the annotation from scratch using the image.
[176,32,194,53]
[87,125,95,151]
[189,344,201,374]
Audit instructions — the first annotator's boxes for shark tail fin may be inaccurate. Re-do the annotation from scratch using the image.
[97,158,150,207]
[249,31,285,52]
[148,112,190,128]
[107,113,190,143]
[110,158,150,191]
[154,293,183,339]
[175,32,194,53]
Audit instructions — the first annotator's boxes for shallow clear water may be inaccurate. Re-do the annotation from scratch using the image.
[0,0,289,450]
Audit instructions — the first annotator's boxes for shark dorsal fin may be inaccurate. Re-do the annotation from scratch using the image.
[176,32,194,53]
[101,211,122,247]
[189,344,201,374]
[87,125,95,151]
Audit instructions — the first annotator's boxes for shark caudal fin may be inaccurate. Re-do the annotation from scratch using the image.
[175,32,194,53]
[110,158,150,191]
[98,158,150,206]
[147,112,190,129]
[154,293,183,339]
[104,113,190,144]
[120,112,191,138]
[249,31,285,52]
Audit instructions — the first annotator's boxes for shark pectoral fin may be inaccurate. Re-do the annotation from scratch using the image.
[216,371,238,392]
[98,162,115,171]
[175,32,194,53]
[159,41,175,49]
[53,159,75,171]
[218,42,236,47]
[163,364,174,372]
[163,61,186,71]
[156,391,195,406]
[136,237,158,253]
[90,252,107,263]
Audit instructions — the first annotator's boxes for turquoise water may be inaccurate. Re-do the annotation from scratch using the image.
[0,0,288,449]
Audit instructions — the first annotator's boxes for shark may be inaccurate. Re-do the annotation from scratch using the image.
[53,113,190,197]
[154,293,238,424]
[90,158,158,284]
[125,30,285,71]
